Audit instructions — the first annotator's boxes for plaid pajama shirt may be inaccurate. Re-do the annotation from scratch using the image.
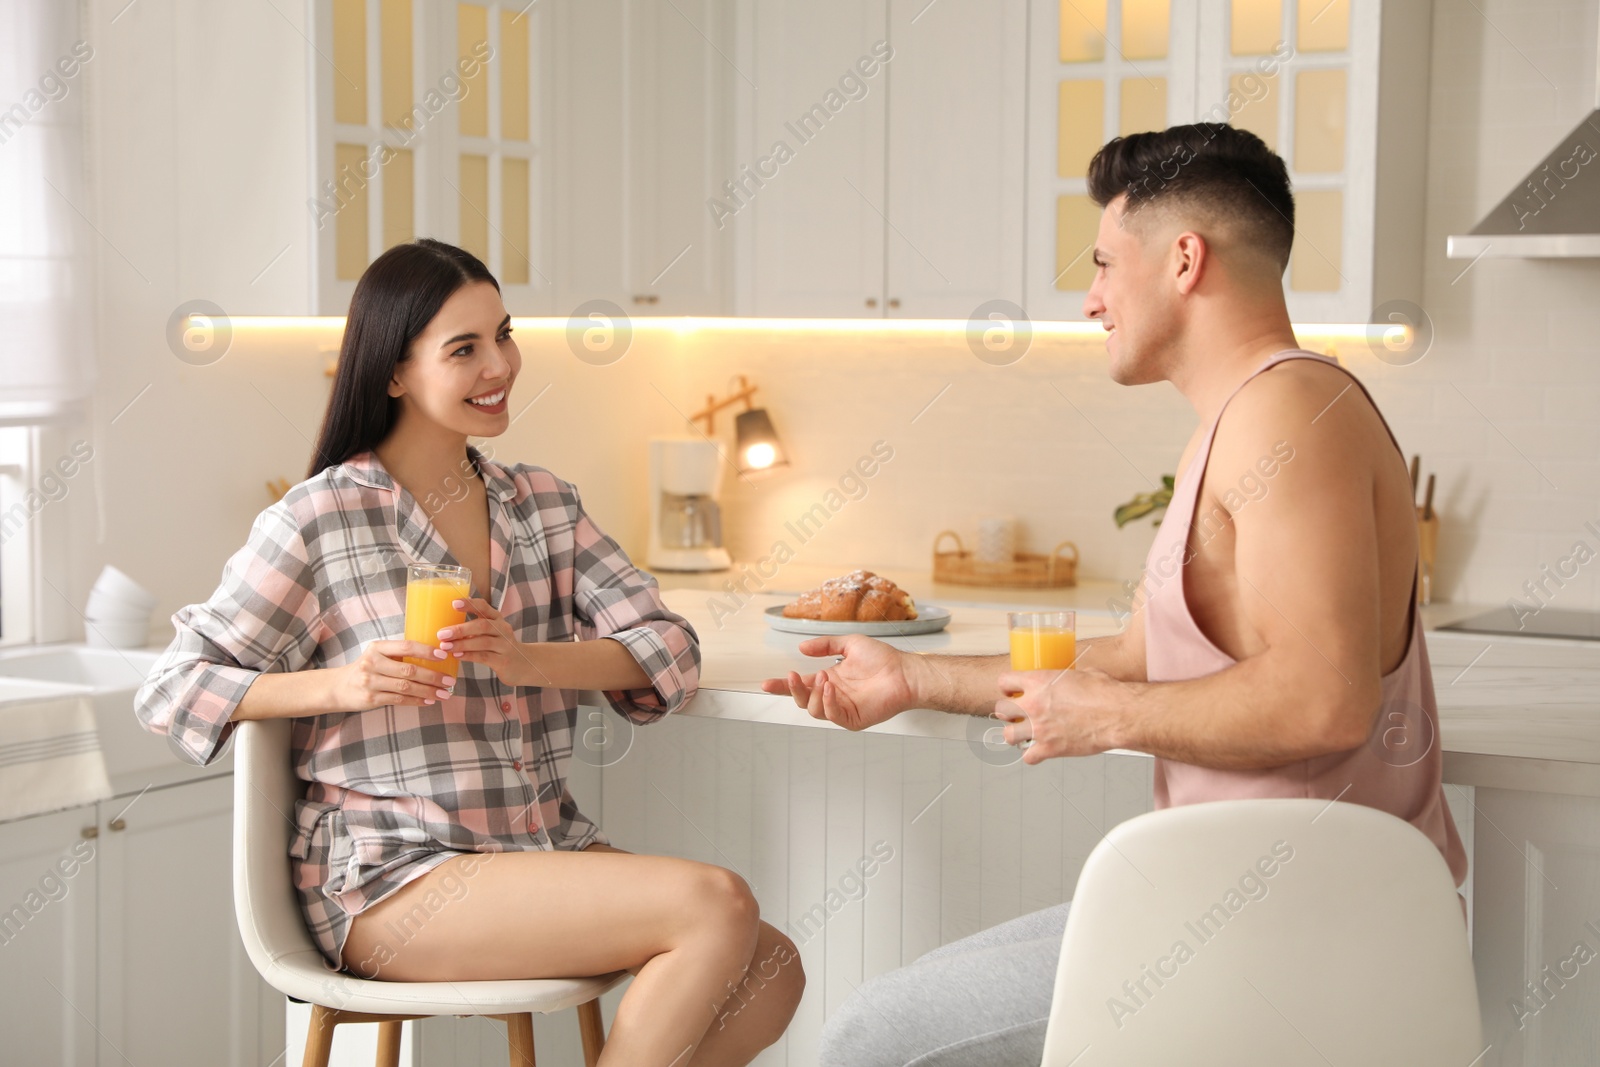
[134,444,700,969]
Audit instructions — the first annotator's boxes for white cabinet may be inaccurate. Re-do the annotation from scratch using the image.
[1024,0,1431,324]
[549,0,733,316]
[734,0,890,317]
[0,806,97,1066]
[884,0,1028,318]
[733,0,1027,318]
[96,774,279,1066]
[87,0,315,318]
[0,776,280,1066]
[1469,787,1600,1066]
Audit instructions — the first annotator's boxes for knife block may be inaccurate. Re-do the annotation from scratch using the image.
[1415,507,1438,606]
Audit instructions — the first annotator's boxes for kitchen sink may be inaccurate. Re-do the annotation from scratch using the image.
[0,645,158,689]
[0,644,216,788]
[0,675,91,703]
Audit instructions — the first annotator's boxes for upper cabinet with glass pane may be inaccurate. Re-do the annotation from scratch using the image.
[313,0,545,314]
[1209,0,1355,301]
[1026,0,1433,324]
[1026,1,1199,316]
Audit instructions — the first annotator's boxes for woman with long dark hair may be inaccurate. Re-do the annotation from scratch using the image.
[136,239,804,1065]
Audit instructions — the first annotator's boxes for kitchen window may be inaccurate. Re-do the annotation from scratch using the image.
[312,0,544,314]
[0,422,95,648]
[0,0,94,647]
[0,426,38,646]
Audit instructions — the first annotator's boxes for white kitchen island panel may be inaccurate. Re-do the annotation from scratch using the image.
[587,711,1150,1067]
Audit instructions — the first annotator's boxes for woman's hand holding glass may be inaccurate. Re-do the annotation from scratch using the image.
[327,640,457,711]
[436,595,544,687]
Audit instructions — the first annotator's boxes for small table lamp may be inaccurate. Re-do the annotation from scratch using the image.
[690,375,788,474]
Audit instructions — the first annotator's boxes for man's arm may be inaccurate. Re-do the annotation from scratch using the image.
[1004,366,1387,768]
[1077,596,1148,683]
[909,607,1148,715]
[762,609,1148,730]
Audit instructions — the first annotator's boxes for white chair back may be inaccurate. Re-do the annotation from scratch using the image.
[1039,798,1481,1066]
[232,718,627,1017]
[232,718,334,1004]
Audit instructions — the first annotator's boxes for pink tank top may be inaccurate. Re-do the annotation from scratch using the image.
[1142,349,1468,891]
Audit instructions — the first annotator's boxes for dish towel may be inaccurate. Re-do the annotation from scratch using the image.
[0,688,112,823]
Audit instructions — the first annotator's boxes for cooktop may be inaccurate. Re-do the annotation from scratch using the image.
[1436,606,1600,641]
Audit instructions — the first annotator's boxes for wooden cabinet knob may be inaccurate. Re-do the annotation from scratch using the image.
[108,817,127,832]
[632,294,660,305]
[81,826,98,839]
[865,297,878,308]
[888,298,901,309]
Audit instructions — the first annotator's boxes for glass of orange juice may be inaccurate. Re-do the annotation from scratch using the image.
[404,563,472,678]
[1008,611,1077,673]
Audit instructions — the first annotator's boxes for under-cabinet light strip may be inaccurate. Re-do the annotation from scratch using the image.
[210,316,1406,346]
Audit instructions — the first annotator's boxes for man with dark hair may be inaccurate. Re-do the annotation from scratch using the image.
[764,123,1466,1065]
[1093,123,1296,271]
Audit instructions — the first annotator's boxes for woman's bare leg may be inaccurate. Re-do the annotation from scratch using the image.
[581,842,806,1067]
[688,918,806,1067]
[342,849,763,1067]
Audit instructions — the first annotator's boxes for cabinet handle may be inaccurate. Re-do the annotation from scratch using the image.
[632,294,659,305]
[865,297,878,308]
[888,298,901,309]
[81,826,98,840]
[108,817,127,832]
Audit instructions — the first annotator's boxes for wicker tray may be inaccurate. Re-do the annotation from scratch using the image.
[932,530,1079,588]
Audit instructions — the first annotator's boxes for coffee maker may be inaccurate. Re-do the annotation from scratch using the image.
[646,438,732,572]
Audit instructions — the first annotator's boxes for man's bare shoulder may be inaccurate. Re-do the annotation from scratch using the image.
[1203,358,1386,515]
[1221,358,1385,454]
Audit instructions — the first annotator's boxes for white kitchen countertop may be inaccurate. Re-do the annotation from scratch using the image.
[654,565,1600,798]
[70,563,1600,800]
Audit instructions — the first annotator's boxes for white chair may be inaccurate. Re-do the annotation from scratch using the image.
[1039,798,1482,1066]
[233,718,629,1067]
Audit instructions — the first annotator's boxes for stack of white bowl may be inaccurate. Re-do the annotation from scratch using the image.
[85,565,158,649]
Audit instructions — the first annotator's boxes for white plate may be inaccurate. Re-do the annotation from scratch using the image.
[763,604,952,637]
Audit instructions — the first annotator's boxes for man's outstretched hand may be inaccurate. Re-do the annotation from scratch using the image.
[760,634,920,732]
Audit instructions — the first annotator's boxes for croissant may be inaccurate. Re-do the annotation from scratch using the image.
[782,570,918,622]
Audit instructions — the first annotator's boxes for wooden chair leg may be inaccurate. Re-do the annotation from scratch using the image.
[504,1012,537,1067]
[302,1004,339,1067]
[375,1019,404,1067]
[577,999,607,1067]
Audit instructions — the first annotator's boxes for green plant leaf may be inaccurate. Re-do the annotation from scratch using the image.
[1113,474,1176,528]
[1113,498,1157,528]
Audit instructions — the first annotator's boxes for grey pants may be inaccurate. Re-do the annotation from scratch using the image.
[818,900,1073,1066]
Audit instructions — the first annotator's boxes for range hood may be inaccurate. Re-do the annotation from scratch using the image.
[1447,20,1600,259]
